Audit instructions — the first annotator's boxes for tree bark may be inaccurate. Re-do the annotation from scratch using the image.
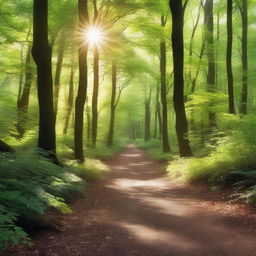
[63,67,75,135]
[204,0,217,130]
[107,61,117,147]
[170,0,192,157]
[226,0,235,114]
[32,0,57,161]
[54,33,66,118]
[74,0,89,162]
[160,15,171,152]
[92,48,99,148]
[239,0,248,115]
[144,96,151,142]
[16,45,33,138]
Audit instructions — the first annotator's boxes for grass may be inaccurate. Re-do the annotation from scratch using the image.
[135,138,174,161]
[166,115,256,204]
[0,135,126,251]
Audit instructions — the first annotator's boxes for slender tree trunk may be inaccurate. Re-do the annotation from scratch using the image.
[107,61,117,147]
[144,97,151,142]
[74,0,89,162]
[92,48,99,148]
[160,15,171,152]
[32,0,57,161]
[240,0,248,115]
[226,0,235,114]
[54,33,66,118]
[86,97,91,143]
[216,11,220,89]
[16,45,33,138]
[63,67,75,135]
[170,0,192,157]
[204,0,217,130]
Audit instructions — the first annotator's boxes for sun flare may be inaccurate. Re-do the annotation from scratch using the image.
[84,26,105,49]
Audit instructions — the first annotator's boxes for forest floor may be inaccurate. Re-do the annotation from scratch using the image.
[3,145,256,256]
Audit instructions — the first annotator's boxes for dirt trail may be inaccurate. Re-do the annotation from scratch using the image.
[5,145,256,256]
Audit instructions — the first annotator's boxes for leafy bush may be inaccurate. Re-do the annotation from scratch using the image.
[67,159,109,181]
[0,151,85,251]
[136,138,174,161]
[166,115,256,203]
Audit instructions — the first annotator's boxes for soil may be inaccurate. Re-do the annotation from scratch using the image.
[3,145,256,256]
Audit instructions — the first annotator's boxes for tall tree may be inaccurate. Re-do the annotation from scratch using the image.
[91,0,99,148]
[91,48,100,148]
[16,45,33,138]
[226,0,235,114]
[160,15,171,152]
[32,0,57,161]
[54,31,67,118]
[204,0,217,130]
[107,61,117,147]
[169,0,192,157]
[144,86,152,142]
[74,0,89,162]
[239,0,248,115]
[63,67,75,135]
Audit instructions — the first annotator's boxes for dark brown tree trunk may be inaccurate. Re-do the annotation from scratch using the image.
[170,0,192,157]
[160,15,171,152]
[63,67,75,135]
[74,0,89,162]
[92,48,99,148]
[86,97,91,143]
[144,97,151,142]
[32,0,57,161]
[204,0,217,130]
[226,0,235,114]
[16,45,33,138]
[54,33,66,118]
[239,0,248,115]
[107,61,117,147]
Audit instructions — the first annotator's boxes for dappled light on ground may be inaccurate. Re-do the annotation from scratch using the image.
[5,145,256,256]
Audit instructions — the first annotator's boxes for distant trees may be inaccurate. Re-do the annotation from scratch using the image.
[160,15,171,153]
[169,0,192,157]
[32,0,57,161]
[239,0,248,115]
[226,0,235,114]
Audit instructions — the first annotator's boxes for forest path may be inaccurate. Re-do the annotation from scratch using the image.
[10,145,256,256]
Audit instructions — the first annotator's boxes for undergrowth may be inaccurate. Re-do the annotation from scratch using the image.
[136,138,174,161]
[0,146,111,252]
[166,115,256,204]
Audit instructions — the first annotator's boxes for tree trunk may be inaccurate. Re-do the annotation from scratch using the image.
[92,48,99,148]
[86,97,91,143]
[74,0,89,162]
[63,67,75,135]
[160,15,171,152]
[204,0,217,130]
[107,61,117,147]
[240,0,248,115]
[144,98,151,142]
[16,45,33,138]
[226,0,235,114]
[32,0,57,161]
[54,33,66,118]
[170,0,192,157]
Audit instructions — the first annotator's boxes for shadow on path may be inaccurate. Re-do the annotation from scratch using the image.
[3,145,256,256]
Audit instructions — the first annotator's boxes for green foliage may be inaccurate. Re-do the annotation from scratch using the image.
[136,138,174,161]
[67,159,109,181]
[0,205,30,252]
[0,151,85,251]
[166,116,256,203]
